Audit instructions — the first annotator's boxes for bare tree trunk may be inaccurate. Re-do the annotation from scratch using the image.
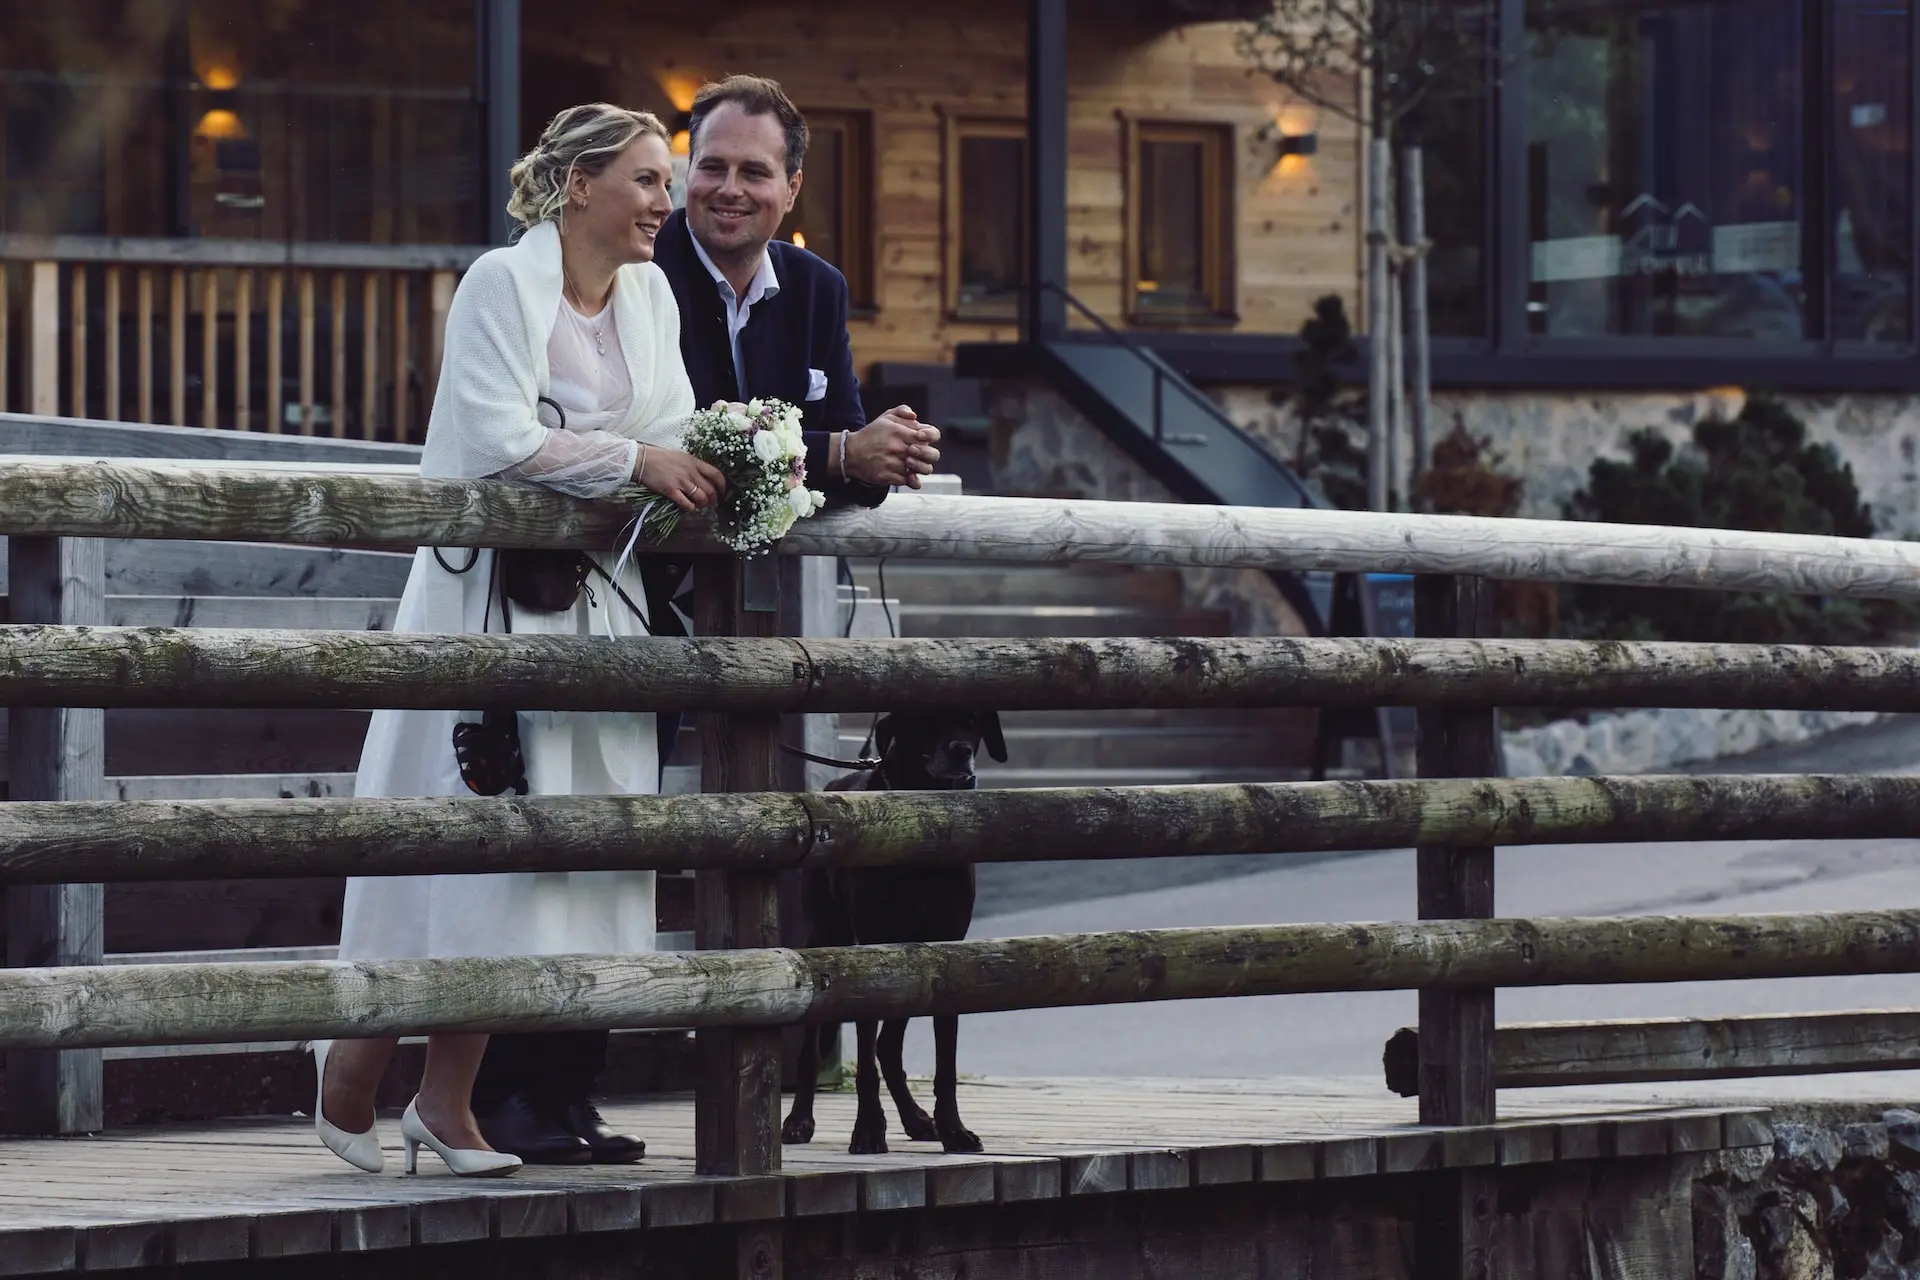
[1400,145,1433,506]
[1366,137,1392,513]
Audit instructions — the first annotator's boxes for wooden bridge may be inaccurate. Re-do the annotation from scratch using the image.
[4,440,1920,1277]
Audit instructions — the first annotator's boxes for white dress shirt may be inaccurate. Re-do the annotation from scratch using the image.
[689,234,781,401]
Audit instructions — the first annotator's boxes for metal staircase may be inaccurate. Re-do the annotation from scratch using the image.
[1025,284,1335,634]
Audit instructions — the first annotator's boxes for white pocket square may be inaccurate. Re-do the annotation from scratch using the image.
[806,368,829,402]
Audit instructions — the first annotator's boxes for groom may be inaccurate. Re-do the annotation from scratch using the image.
[471,74,943,1164]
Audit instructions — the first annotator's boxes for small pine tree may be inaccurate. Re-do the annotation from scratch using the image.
[1562,397,1903,644]
[1286,295,1369,511]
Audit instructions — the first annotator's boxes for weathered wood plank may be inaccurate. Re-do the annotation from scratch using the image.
[7,626,1920,713]
[3,465,1920,601]
[5,536,105,1137]
[4,910,1920,1050]
[0,233,489,271]
[1385,1009,1920,1092]
[0,773,1915,885]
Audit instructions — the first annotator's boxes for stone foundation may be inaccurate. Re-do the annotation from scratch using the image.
[1211,385,1920,538]
[1697,1109,1920,1280]
[984,381,1311,638]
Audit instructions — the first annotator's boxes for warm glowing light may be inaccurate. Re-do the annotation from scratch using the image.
[194,109,246,140]
[671,129,691,157]
[791,229,807,249]
[200,64,240,91]
[1275,153,1311,179]
[659,74,703,114]
[1274,104,1318,137]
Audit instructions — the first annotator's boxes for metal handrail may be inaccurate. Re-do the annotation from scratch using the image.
[1035,281,1318,507]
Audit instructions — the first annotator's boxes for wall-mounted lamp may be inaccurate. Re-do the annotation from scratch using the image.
[1276,130,1318,159]
[669,109,694,157]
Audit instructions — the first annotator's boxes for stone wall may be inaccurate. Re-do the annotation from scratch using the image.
[1697,1109,1920,1280]
[1211,386,1920,537]
[984,380,1312,638]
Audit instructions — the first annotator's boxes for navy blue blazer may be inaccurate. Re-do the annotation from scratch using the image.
[652,209,888,509]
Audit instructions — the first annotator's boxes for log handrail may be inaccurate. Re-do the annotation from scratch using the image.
[0,459,1917,599]
[3,910,1917,1051]
[2,628,1919,712]
[0,775,1912,885]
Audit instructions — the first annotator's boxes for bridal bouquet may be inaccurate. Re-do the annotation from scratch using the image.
[628,397,827,554]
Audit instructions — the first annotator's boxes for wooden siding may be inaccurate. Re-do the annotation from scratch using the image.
[531,0,1363,376]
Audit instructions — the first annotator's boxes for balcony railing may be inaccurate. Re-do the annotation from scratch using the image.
[0,234,488,443]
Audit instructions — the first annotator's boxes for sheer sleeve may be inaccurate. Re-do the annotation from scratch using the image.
[494,427,640,498]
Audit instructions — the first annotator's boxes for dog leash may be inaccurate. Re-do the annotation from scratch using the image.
[777,743,884,772]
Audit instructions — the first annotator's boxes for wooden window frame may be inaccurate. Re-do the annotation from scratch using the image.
[944,115,1029,323]
[780,109,876,312]
[1124,118,1238,326]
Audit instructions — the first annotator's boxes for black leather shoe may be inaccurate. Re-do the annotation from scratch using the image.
[556,1098,647,1164]
[474,1090,592,1165]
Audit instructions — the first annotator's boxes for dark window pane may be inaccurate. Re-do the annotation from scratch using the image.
[958,133,1025,311]
[1526,0,1806,340]
[1404,63,1488,337]
[783,126,844,268]
[0,0,481,242]
[1833,0,1912,342]
[1138,138,1206,311]
[1,0,176,235]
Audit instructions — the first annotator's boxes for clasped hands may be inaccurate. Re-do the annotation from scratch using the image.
[638,404,943,511]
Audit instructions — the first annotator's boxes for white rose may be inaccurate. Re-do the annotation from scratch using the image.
[786,484,816,519]
[747,398,765,418]
[805,487,826,515]
[753,429,782,464]
[726,410,752,432]
[776,421,804,452]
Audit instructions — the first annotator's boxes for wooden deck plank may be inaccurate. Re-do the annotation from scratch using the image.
[0,1078,1771,1267]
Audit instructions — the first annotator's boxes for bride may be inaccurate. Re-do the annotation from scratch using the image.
[309,103,725,1177]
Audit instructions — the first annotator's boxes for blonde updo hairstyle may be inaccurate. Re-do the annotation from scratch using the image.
[506,103,672,234]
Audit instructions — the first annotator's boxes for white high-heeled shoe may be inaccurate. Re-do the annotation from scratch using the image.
[310,1040,383,1173]
[401,1099,521,1178]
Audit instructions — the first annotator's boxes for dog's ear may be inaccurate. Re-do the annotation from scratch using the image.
[979,710,1008,763]
[873,714,895,759]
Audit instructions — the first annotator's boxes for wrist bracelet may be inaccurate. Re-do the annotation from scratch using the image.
[836,431,849,482]
[636,444,649,485]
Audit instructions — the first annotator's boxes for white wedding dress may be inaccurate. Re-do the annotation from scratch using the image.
[337,220,694,962]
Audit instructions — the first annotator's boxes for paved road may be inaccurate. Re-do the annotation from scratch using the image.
[905,714,1920,1091]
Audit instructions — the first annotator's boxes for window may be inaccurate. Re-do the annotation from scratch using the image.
[1525,0,1810,340]
[946,118,1027,319]
[777,110,874,309]
[1129,122,1235,320]
[0,0,482,243]
[1833,1,1913,342]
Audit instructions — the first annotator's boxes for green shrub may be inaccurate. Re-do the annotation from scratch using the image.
[1286,295,1369,512]
[1561,397,1906,644]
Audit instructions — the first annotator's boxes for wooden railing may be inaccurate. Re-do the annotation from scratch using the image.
[3,464,1920,1220]
[0,236,486,442]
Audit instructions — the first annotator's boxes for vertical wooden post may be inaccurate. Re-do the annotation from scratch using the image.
[28,260,58,417]
[361,274,380,439]
[265,271,285,433]
[135,268,154,424]
[1414,572,1499,1278]
[168,268,186,426]
[201,269,219,429]
[426,268,456,415]
[103,266,121,422]
[1399,146,1433,492]
[233,270,252,432]
[68,265,87,419]
[693,554,784,1180]
[298,271,317,434]
[330,273,348,438]
[5,536,106,1135]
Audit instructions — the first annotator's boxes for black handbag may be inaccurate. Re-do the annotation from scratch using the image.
[433,550,530,797]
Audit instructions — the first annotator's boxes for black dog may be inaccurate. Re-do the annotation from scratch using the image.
[781,709,1007,1155]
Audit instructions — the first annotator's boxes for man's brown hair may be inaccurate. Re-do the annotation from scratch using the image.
[687,74,809,178]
